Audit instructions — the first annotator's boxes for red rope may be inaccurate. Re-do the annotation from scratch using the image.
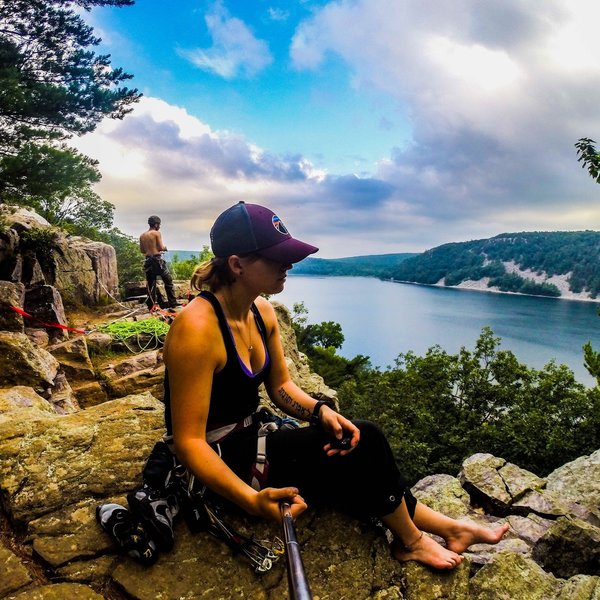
[9,305,87,334]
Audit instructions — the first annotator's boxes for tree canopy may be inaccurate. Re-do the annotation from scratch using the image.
[0,0,139,225]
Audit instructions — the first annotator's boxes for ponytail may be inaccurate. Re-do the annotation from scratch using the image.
[191,257,235,292]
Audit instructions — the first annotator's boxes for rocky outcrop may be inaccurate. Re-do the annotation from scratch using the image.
[0,378,598,599]
[0,237,598,597]
[0,205,118,306]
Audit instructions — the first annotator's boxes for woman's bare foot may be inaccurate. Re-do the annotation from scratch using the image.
[391,533,464,570]
[445,521,509,554]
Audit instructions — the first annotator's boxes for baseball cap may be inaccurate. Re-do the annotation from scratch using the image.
[210,202,318,264]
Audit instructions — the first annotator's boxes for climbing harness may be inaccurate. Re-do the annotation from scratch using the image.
[153,431,286,573]
[205,407,299,492]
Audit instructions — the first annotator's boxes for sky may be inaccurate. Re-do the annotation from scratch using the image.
[74,0,600,257]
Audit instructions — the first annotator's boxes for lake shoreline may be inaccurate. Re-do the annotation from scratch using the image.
[388,278,600,303]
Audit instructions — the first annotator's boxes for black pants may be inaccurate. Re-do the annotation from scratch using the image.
[218,420,417,520]
[144,255,177,309]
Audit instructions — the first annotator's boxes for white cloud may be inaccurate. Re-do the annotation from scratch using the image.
[74,1,600,257]
[72,97,325,251]
[178,2,272,78]
[289,0,600,242]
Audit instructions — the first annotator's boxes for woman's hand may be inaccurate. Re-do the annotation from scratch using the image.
[249,487,307,522]
[320,407,360,456]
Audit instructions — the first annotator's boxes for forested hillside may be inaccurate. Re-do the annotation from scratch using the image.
[288,232,600,299]
[292,253,417,276]
[384,231,600,298]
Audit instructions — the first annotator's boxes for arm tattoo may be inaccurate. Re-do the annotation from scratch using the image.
[278,387,311,419]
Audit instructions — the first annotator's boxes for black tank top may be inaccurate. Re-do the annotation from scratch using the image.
[163,291,271,435]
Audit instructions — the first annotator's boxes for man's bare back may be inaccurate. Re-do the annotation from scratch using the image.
[140,229,166,257]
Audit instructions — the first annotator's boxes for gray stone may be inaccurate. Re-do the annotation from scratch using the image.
[513,489,573,518]
[0,393,164,522]
[7,583,104,599]
[0,281,25,332]
[458,454,511,513]
[547,450,600,517]
[469,552,562,600]
[0,542,32,596]
[506,513,554,545]
[0,332,59,392]
[411,474,473,519]
[532,517,600,578]
[24,285,69,343]
[498,461,546,501]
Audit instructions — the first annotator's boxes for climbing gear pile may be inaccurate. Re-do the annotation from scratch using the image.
[96,503,159,566]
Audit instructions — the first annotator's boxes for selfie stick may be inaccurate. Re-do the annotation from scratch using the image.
[280,501,313,600]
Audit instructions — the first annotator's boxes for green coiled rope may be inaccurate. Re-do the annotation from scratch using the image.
[98,318,171,352]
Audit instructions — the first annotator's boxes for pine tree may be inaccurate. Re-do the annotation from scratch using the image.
[0,0,140,224]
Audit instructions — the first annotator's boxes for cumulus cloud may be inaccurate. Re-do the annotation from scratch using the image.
[73,97,326,250]
[291,0,600,240]
[74,1,600,257]
[178,2,272,78]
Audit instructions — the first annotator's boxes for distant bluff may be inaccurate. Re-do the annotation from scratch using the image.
[294,231,600,302]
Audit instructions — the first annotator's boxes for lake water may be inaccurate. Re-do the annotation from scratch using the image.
[274,275,600,386]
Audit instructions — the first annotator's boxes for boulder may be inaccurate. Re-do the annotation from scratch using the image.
[399,559,470,600]
[0,332,59,393]
[0,542,32,597]
[0,281,25,331]
[101,351,165,401]
[458,454,511,513]
[28,497,120,568]
[85,331,112,355]
[411,474,473,519]
[555,575,600,600]
[532,517,600,578]
[45,370,79,414]
[24,327,50,348]
[0,386,56,415]
[546,450,600,519]
[506,514,554,546]
[47,337,95,382]
[0,205,118,306]
[47,337,107,407]
[0,393,164,523]
[469,552,562,600]
[458,454,546,516]
[23,285,68,342]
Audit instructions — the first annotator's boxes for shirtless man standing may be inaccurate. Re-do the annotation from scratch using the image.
[139,215,178,309]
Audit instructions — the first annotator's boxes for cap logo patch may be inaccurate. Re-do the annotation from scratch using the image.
[272,215,288,235]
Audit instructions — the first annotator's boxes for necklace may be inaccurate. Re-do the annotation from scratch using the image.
[225,294,253,352]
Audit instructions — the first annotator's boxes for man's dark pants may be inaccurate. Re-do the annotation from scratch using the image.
[144,255,178,309]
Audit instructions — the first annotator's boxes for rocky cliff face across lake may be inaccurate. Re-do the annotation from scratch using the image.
[0,208,599,599]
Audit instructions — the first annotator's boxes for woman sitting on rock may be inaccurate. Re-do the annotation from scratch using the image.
[162,201,508,570]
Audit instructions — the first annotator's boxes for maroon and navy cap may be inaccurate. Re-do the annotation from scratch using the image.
[210,201,318,264]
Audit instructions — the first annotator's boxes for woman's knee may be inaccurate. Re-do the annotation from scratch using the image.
[354,419,387,444]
